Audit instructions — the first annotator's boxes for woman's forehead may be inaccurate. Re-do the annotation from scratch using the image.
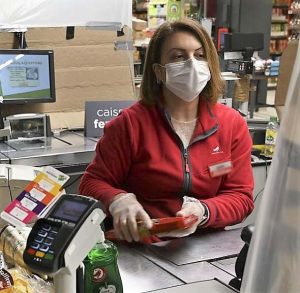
[161,31,203,54]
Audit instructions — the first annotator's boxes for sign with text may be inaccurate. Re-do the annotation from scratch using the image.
[85,100,135,138]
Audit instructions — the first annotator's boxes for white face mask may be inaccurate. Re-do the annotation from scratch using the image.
[163,58,211,102]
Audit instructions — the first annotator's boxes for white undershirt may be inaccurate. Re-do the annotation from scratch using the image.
[171,117,197,148]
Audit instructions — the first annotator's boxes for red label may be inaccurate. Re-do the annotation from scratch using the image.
[93,268,106,283]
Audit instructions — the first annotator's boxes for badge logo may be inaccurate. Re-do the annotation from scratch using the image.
[93,268,106,283]
[212,145,222,154]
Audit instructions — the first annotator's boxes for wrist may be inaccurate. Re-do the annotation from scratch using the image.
[182,196,208,225]
[198,202,210,226]
[109,193,136,213]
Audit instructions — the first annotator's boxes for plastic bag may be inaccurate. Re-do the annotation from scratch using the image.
[241,38,300,293]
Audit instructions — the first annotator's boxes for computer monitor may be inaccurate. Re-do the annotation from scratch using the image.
[223,33,264,53]
[0,49,55,104]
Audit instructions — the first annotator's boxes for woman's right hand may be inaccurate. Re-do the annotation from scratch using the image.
[109,193,153,242]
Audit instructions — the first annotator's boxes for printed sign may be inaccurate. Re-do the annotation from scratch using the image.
[0,166,69,227]
[84,100,135,138]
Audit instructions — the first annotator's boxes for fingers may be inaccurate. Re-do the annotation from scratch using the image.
[176,204,194,217]
[138,209,153,230]
[113,209,152,243]
[114,214,137,242]
[177,203,204,220]
[176,202,205,233]
[127,214,140,242]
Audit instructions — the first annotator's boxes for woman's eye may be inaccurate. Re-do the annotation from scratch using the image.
[195,54,206,60]
[174,54,185,60]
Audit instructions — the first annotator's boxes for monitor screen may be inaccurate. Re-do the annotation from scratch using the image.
[223,33,264,52]
[0,49,56,104]
[51,199,89,223]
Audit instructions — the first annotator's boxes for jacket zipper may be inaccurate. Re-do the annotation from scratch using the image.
[162,109,217,197]
[182,148,191,196]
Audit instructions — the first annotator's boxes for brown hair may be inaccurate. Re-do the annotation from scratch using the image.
[140,18,224,105]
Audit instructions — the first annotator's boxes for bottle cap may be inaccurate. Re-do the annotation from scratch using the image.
[270,116,278,123]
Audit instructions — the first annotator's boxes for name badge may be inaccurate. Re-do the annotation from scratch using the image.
[209,161,232,178]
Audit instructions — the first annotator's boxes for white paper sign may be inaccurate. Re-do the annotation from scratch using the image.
[0,0,132,30]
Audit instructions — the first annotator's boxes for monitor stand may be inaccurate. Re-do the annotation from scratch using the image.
[0,105,11,140]
[0,120,11,141]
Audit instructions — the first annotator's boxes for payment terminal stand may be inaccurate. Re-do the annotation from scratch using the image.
[23,194,106,293]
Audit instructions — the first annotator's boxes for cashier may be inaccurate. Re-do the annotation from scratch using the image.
[79,18,254,243]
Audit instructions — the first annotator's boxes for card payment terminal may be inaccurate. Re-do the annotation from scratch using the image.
[23,194,106,293]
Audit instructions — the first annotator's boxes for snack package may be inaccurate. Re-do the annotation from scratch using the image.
[0,268,14,291]
[0,225,49,281]
[139,215,198,237]
[4,268,33,293]
[0,225,31,269]
[105,215,199,241]
[3,267,54,293]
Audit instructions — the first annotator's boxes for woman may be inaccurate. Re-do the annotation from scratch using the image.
[79,18,254,243]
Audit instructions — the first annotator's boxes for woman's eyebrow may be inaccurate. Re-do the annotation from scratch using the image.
[166,47,203,54]
[166,48,185,54]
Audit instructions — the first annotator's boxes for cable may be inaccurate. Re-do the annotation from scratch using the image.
[265,157,269,180]
[254,187,264,203]
[7,167,13,202]
[8,184,13,202]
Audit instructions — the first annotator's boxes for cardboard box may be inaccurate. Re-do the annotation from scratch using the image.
[132,30,146,40]
[274,40,299,121]
[0,27,135,129]
[132,18,147,31]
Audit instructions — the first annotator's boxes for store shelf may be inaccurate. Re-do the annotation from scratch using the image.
[133,38,151,47]
[273,4,289,8]
[271,19,288,23]
[267,83,278,90]
[289,24,300,30]
[270,51,283,55]
[134,76,143,84]
[270,34,288,38]
[288,9,300,14]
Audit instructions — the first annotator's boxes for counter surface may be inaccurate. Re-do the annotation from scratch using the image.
[0,130,270,167]
[117,228,242,293]
[0,131,97,167]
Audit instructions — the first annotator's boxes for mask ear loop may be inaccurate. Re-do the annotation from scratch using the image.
[152,63,164,85]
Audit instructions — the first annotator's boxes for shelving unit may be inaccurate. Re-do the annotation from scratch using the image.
[267,1,289,89]
[132,0,205,96]
[270,0,290,56]
[268,0,300,90]
[288,4,300,40]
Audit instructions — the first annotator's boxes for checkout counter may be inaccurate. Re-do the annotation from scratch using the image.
[0,128,269,293]
[21,192,244,293]
[0,125,270,188]
[0,131,97,194]
[116,228,242,292]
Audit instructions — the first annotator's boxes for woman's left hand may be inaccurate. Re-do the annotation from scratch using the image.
[157,196,206,238]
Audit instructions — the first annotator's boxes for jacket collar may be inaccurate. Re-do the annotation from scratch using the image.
[192,100,219,142]
[158,98,219,142]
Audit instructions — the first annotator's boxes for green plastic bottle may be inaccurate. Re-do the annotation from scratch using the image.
[83,240,123,293]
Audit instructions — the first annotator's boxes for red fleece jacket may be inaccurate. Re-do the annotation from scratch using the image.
[79,100,254,228]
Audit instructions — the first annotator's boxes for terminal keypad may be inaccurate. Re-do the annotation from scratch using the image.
[27,223,59,260]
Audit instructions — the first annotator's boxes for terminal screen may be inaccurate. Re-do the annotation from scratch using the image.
[51,199,89,223]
